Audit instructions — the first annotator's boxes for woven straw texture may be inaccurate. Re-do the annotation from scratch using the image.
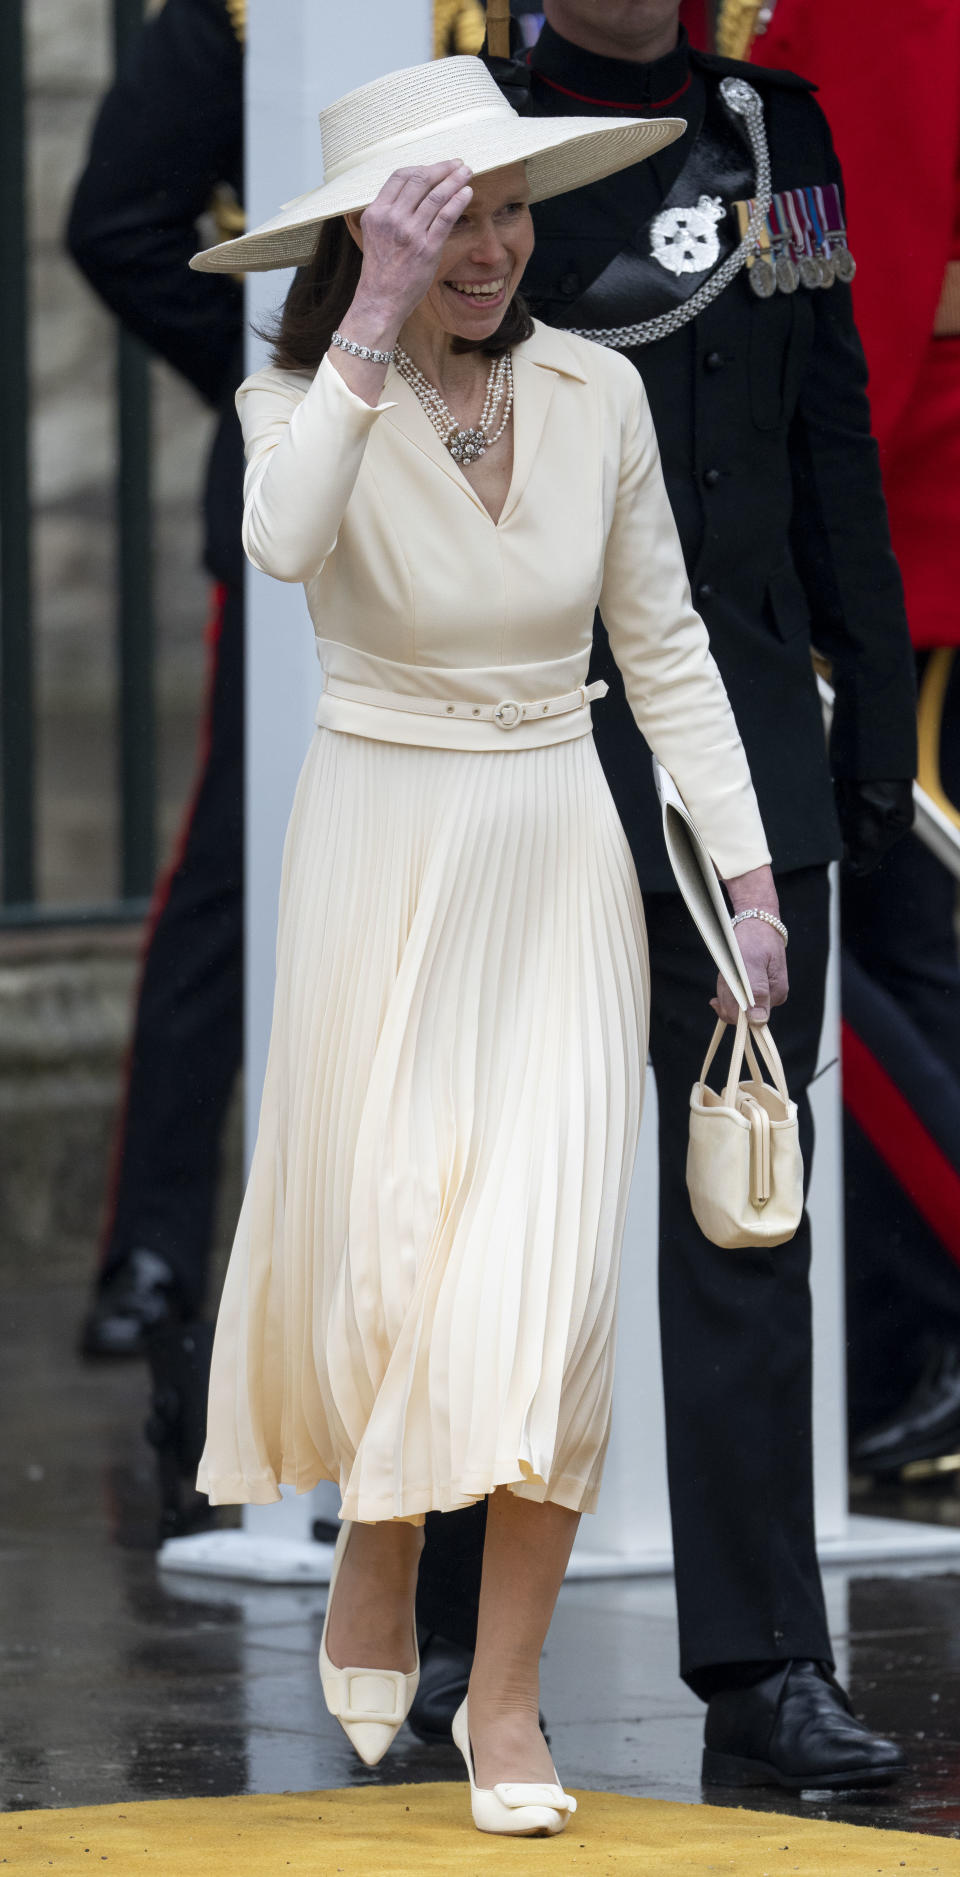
[191,57,681,272]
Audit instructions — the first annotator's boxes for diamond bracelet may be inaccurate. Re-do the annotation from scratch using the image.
[330,329,394,367]
[730,907,789,947]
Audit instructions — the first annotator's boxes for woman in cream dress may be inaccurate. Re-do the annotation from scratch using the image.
[192,58,786,1837]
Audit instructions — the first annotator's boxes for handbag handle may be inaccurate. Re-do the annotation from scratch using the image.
[698,1010,790,1106]
[744,1016,790,1101]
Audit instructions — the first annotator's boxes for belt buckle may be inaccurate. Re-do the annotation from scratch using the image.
[493,699,522,730]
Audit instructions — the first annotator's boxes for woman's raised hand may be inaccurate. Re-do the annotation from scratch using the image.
[353,161,474,331]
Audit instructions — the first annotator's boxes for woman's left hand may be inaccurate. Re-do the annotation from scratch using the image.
[712,921,788,1026]
[713,864,789,1026]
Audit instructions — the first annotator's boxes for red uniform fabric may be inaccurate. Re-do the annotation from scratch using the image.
[688,1,960,645]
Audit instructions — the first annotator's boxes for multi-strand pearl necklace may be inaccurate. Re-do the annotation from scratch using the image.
[393,346,514,467]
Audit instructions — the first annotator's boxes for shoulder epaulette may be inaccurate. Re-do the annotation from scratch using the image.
[692,48,816,93]
[224,0,245,46]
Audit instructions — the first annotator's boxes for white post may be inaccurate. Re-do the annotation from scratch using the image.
[160,0,431,1583]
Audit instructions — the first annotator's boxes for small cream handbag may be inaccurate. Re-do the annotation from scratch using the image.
[652,758,803,1250]
[688,1011,803,1249]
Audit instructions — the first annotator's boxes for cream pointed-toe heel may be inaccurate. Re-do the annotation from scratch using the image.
[452,1698,577,1837]
[318,1522,420,1768]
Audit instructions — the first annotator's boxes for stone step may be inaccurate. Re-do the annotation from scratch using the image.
[0,925,241,1293]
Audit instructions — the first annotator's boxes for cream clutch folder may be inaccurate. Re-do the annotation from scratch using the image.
[652,759,803,1250]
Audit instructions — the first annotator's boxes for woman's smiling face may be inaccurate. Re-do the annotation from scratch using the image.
[418,161,534,342]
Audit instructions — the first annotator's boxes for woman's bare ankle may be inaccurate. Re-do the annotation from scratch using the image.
[325,1522,421,1673]
[465,1676,555,1789]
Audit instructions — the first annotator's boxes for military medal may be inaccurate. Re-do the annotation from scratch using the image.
[750,258,776,297]
[775,246,800,293]
[819,184,857,283]
[735,197,777,297]
[803,189,834,288]
[781,189,819,287]
[736,183,857,296]
[770,199,799,292]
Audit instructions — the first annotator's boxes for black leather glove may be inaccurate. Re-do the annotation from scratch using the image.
[834,778,915,877]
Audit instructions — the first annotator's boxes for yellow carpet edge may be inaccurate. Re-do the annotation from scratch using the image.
[4,1781,958,1876]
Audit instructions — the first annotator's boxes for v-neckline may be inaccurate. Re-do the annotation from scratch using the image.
[384,347,558,533]
[456,427,514,527]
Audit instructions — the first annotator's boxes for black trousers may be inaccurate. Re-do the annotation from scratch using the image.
[842,832,960,1083]
[842,831,960,1423]
[840,657,960,1420]
[417,865,833,1690]
[99,581,244,1313]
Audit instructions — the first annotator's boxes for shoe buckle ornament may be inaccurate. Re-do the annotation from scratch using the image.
[339,1668,407,1725]
[495,1784,577,1813]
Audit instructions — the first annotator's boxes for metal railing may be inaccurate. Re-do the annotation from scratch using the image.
[0,0,154,928]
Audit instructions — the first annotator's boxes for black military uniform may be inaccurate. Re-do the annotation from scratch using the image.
[413,20,914,1787]
[67,0,246,1349]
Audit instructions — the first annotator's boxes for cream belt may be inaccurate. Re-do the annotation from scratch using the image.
[321,676,608,730]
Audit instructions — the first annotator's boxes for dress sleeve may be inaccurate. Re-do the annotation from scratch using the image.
[599,367,771,882]
[236,353,397,583]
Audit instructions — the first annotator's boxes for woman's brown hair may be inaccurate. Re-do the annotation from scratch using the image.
[259,217,533,372]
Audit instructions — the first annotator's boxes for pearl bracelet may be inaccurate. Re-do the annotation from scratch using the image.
[730,907,789,946]
[330,329,394,367]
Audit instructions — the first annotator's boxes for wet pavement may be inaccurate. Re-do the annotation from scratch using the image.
[4,1282,960,1841]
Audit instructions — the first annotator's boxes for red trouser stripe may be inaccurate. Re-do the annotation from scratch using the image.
[842,1018,960,1269]
[97,581,230,1268]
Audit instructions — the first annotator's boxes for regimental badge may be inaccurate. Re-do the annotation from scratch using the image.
[733,182,856,296]
[650,195,725,278]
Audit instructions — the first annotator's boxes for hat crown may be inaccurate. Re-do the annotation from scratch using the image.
[320,57,511,181]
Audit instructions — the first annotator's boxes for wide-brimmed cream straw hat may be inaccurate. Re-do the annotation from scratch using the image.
[191,56,683,273]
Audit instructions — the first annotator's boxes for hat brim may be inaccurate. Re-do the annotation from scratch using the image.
[190,113,684,273]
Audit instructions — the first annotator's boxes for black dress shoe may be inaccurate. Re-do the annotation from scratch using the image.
[407,1633,473,1743]
[80,1249,182,1358]
[702,1659,907,1791]
[852,1341,960,1477]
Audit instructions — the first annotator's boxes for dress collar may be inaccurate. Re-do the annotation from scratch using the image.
[381,321,586,529]
[529,20,692,113]
[515,318,588,381]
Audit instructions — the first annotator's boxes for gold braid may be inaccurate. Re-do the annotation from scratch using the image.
[918,650,960,830]
[715,0,765,61]
[433,0,486,58]
[224,0,245,45]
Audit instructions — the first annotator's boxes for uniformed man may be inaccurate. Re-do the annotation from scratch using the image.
[68,0,246,1359]
[410,0,916,1789]
[736,0,960,1468]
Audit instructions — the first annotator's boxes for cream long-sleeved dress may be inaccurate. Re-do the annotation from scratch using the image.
[197,318,770,1523]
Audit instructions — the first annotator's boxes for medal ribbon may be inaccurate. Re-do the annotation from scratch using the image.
[735,196,775,265]
[782,188,808,261]
[813,184,833,255]
[803,186,827,259]
[733,185,853,284]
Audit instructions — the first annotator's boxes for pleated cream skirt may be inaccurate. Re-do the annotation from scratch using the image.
[198,726,649,1523]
